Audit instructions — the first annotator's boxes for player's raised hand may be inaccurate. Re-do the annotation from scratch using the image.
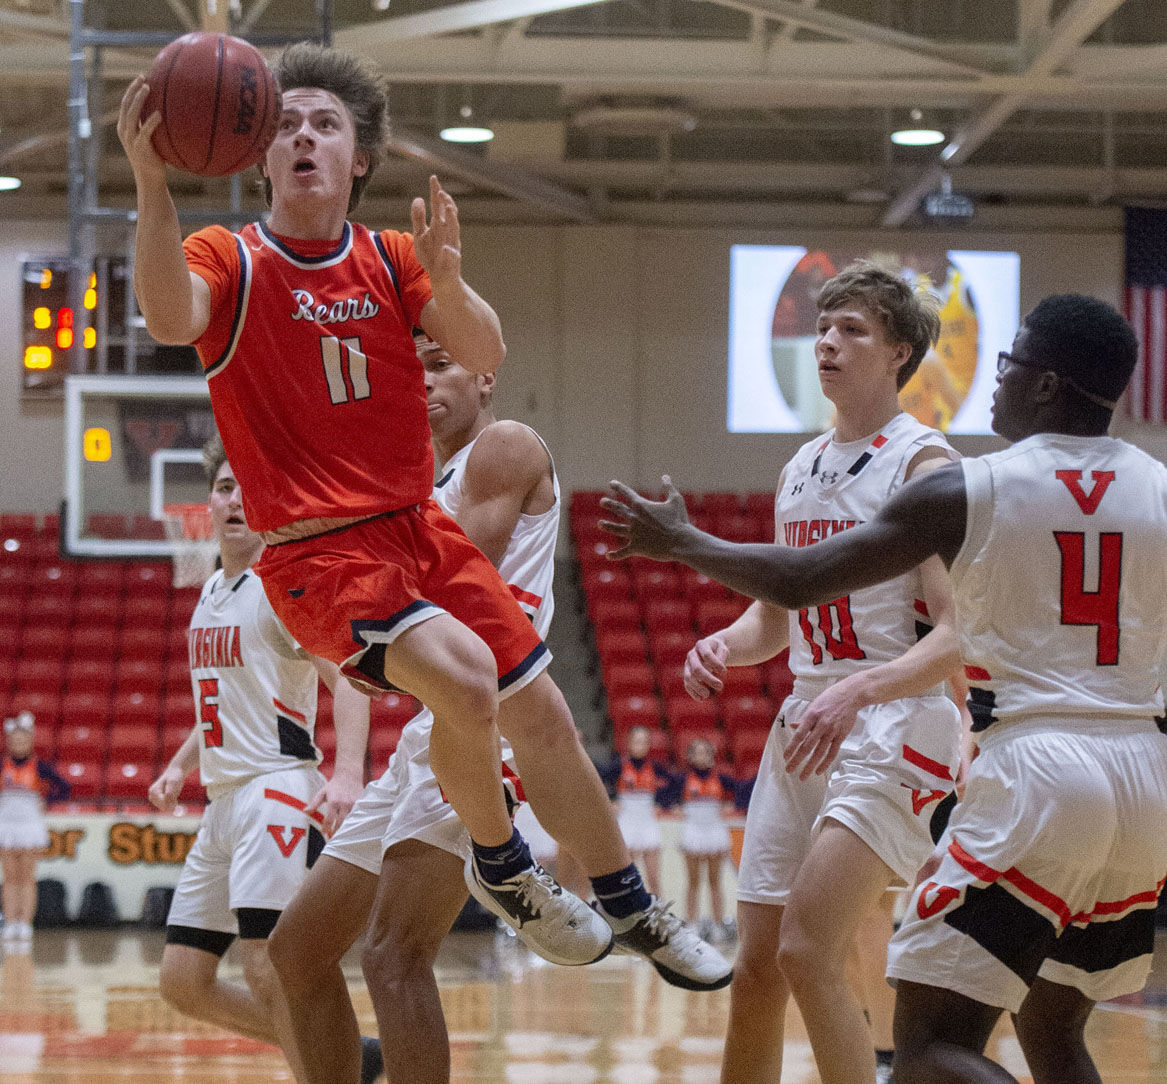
[783,675,862,780]
[411,174,463,288]
[116,76,167,185]
[600,476,692,561]
[147,766,185,814]
[684,635,730,699]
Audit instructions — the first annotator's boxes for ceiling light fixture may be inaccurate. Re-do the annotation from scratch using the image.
[0,177,21,191]
[440,101,494,144]
[891,108,944,147]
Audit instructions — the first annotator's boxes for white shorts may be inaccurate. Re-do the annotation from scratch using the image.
[617,793,662,853]
[737,694,960,906]
[888,718,1167,1014]
[0,791,49,851]
[167,765,327,935]
[323,709,526,873]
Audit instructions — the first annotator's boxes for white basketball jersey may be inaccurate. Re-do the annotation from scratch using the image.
[433,425,559,639]
[188,569,321,796]
[777,412,951,697]
[950,433,1167,732]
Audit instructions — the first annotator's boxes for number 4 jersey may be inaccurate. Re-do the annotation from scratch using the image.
[777,411,953,697]
[951,433,1167,732]
[184,222,435,533]
[188,568,322,798]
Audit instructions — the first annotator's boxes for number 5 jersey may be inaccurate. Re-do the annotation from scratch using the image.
[776,410,954,698]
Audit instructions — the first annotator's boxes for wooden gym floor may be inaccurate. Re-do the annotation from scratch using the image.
[3,927,1167,1082]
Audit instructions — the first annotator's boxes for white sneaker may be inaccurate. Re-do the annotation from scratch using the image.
[465,859,614,967]
[876,1058,895,1084]
[596,897,734,991]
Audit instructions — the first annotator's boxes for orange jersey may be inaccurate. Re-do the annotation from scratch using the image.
[618,758,660,795]
[682,771,731,803]
[185,221,434,532]
[2,757,45,797]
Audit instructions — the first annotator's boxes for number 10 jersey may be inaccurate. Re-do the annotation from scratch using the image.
[775,411,952,698]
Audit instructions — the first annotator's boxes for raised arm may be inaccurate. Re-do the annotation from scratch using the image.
[116,77,211,345]
[413,175,505,374]
[600,463,968,610]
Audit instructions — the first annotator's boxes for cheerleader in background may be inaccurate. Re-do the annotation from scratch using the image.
[674,737,750,942]
[0,712,69,947]
[609,726,671,894]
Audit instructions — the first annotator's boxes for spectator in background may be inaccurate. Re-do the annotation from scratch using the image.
[607,725,672,894]
[0,711,69,948]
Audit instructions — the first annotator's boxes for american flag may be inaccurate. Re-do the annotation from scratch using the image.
[1124,207,1167,424]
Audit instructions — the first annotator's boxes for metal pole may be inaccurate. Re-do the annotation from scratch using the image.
[67,0,92,375]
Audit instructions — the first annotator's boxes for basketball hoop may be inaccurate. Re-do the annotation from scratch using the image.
[162,502,218,588]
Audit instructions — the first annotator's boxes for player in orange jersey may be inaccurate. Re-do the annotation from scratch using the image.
[117,41,709,971]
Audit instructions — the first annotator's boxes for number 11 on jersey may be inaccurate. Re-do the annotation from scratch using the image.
[320,336,370,405]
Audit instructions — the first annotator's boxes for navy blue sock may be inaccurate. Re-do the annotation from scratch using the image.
[875,1049,894,1067]
[472,828,533,885]
[591,864,653,919]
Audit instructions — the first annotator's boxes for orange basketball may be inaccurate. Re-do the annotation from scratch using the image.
[143,32,280,177]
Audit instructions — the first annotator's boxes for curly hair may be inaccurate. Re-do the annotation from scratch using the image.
[816,260,942,389]
[265,43,389,213]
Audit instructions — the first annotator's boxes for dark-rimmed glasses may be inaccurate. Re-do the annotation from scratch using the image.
[996,350,1048,375]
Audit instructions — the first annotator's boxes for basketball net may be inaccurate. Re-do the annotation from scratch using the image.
[162,503,218,588]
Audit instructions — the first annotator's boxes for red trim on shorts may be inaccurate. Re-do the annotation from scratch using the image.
[263,787,325,826]
[949,838,1076,928]
[964,665,992,681]
[1087,876,1167,919]
[902,743,953,781]
[273,698,307,724]
[508,585,543,609]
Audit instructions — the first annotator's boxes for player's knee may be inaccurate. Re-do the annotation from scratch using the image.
[733,944,787,999]
[240,942,279,1005]
[159,961,208,1016]
[361,923,439,992]
[776,921,833,990]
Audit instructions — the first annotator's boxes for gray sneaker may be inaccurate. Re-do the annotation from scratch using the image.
[595,897,733,991]
[465,858,614,967]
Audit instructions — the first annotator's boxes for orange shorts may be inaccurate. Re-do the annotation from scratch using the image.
[255,500,549,698]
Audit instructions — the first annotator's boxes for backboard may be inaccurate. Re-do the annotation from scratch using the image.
[63,375,215,559]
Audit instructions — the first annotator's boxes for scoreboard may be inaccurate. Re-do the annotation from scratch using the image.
[20,257,198,396]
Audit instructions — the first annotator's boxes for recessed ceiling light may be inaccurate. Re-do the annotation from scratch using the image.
[890,128,945,147]
[439,126,494,144]
[0,177,21,191]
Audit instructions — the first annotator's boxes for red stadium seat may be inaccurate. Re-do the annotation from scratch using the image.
[695,597,750,637]
[57,724,107,761]
[109,723,159,758]
[123,596,168,625]
[665,695,719,731]
[126,563,172,594]
[713,514,761,543]
[171,587,203,624]
[580,567,633,607]
[32,722,57,759]
[608,694,663,735]
[77,563,127,592]
[117,658,165,695]
[159,724,192,761]
[177,773,206,804]
[61,691,111,729]
[589,598,640,632]
[657,668,690,701]
[314,726,337,756]
[679,570,731,604]
[371,692,420,729]
[570,490,607,517]
[594,628,649,667]
[0,513,38,536]
[721,695,775,733]
[164,656,191,692]
[23,594,74,627]
[129,514,167,541]
[700,493,742,518]
[20,625,69,661]
[70,623,121,662]
[719,668,763,698]
[368,725,403,768]
[86,514,128,539]
[762,653,794,701]
[731,730,769,776]
[163,694,195,731]
[648,629,692,668]
[165,624,191,658]
[66,658,116,696]
[103,759,152,802]
[630,566,682,600]
[641,598,692,634]
[111,691,161,730]
[5,691,62,727]
[14,658,65,696]
[74,590,124,625]
[119,626,167,661]
[602,661,656,699]
[61,760,102,800]
[744,492,776,520]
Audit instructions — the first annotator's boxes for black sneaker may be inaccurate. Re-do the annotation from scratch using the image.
[359,1036,384,1084]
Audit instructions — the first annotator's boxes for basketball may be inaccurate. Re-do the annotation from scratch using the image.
[142,31,280,177]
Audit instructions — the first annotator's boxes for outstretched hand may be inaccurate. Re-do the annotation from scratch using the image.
[599,476,692,561]
[411,174,463,289]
